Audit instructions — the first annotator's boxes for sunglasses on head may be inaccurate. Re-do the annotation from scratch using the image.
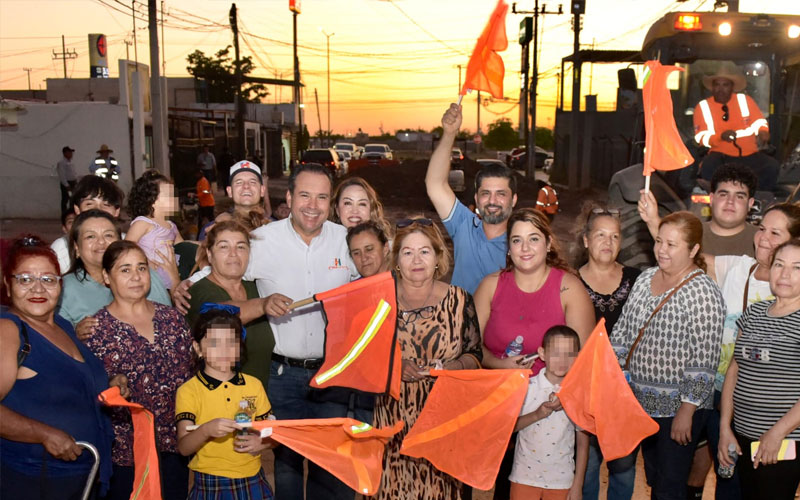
[589,208,620,220]
[721,104,729,122]
[396,218,433,229]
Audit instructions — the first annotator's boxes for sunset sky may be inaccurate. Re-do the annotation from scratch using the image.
[2,0,798,136]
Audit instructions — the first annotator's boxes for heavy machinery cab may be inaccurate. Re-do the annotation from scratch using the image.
[643,11,800,168]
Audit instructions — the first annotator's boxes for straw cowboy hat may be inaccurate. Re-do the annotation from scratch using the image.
[702,63,747,92]
[96,144,114,154]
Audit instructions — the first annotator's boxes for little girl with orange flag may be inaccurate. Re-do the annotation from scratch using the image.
[175,306,275,499]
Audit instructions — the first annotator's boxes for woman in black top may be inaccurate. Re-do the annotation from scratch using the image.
[572,204,641,500]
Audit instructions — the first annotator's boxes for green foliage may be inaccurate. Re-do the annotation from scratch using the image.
[484,118,520,151]
[186,46,268,103]
[534,127,554,150]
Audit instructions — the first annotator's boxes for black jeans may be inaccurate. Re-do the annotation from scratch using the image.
[735,433,800,500]
[102,452,188,500]
[641,409,710,500]
[699,151,779,191]
[0,463,96,500]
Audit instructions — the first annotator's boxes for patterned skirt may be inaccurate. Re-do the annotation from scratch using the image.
[189,469,273,500]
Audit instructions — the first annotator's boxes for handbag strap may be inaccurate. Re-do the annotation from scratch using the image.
[17,321,31,366]
[741,263,758,314]
[624,270,701,371]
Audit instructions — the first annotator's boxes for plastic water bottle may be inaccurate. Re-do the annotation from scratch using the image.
[504,336,525,358]
[717,443,738,478]
[234,400,252,436]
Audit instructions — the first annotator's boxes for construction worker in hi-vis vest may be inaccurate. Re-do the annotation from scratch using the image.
[693,63,778,191]
[90,144,120,182]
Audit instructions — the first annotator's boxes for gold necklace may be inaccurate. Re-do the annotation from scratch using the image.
[400,283,435,310]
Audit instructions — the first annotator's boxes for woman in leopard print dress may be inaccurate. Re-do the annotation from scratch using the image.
[374,217,482,500]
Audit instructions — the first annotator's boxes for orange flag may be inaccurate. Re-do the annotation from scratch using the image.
[400,369,529,490]
[251,418,403,496]
[642,60,694,176]
[460,0,509,99]
[557,320,659,460]
[311,271,401,400]
[98,387,162,500]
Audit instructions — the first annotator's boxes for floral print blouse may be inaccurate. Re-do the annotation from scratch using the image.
[86,302,193,466]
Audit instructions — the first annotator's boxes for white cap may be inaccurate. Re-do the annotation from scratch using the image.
[228,160,263,184]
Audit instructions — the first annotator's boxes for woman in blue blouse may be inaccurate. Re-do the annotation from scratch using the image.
[0,236,125,499]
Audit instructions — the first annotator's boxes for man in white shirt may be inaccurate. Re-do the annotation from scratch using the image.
[56,146,77,215]
[250,163,357,499]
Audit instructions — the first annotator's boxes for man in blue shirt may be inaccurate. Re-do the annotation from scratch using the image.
[425,103,517,294]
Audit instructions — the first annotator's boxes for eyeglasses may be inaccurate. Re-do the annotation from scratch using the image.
[399,306,434,324]
[721,104,729,122]
[12,273,61,289]
[396,218,433,229]
[588,208,620,220]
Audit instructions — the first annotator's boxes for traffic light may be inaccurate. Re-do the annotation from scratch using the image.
[571,0,585,14]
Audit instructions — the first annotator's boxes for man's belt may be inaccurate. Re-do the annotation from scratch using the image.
[273,354,323,370]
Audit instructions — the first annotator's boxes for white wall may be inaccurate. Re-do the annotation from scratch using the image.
[0,100,131,218]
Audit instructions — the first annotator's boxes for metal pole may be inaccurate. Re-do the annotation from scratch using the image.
[231,3,245,161]
[160,0,166,75]
[23,68,32,90]
[568,11,582,190]
[293,11,303,150]
[526,0,539,176]
[519,43,528,143]
[322,30,334,146]
[132,2,138,68]
[61,35,67,78]
[149,0,168,174]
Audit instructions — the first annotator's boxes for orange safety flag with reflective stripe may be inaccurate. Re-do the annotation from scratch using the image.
[399,369,529,490]
[460,0,509,99]
[311,271,401,399]
[251,418,403,496]
[98,387,162,500]
[557,320,659,460]
[642,60,693,177]
[536,185,558,215]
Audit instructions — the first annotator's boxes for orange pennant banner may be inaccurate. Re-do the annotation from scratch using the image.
[557,320,659,460]
[642,60,694,177]
[251,418,403,496]
[399,369,529,490]
[312,271,400,399]
[460,0,509,99]
[98,387,162,500]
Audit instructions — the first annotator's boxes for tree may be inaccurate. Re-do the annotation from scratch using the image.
[484,118,520,151]
[534,127,554,151]
[186,46,268,103]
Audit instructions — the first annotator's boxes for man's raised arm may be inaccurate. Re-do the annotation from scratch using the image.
[425,103,462,219]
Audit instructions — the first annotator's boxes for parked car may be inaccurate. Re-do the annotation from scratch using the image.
[509,146,552,170]
[476,158,506,169]
[333,142,360,159]
[336,151,350,174]
[451,148,464,169]
[363,144,393,160]
[300,148,341,177]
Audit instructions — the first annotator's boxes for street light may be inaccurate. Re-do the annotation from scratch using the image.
[321,28,334,146]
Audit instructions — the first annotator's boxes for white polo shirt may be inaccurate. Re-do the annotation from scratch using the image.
[246,218,355,359]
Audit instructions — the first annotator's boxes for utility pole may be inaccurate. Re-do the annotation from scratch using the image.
[161,1,166,75]
[230,3,245,161]
[124,38,132,60]
[568,0,584,190]
[149,0,168,174]
[52,35,77,78]
[314,88,323,146]
[23,68,32,90]
[512,2,563,176]
[292,7,303,152]
[322,30,334,146]
[132,1,139,67]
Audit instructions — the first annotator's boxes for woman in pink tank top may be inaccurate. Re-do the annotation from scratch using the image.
[474,208,595,374]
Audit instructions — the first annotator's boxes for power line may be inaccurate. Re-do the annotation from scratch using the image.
[384,0,467,56]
